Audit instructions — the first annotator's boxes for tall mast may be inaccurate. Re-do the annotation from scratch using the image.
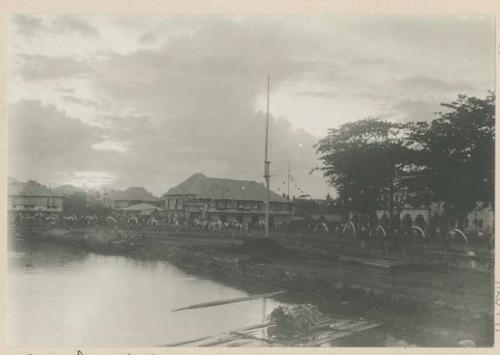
[264,76,271,237]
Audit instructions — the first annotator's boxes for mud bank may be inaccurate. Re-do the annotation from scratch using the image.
[12,226,494,347]
[138,244,493,346]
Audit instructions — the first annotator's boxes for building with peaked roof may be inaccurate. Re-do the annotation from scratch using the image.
[100,186,161,209]
[121,202,163,215]
[8,179,64,214]
[53,184,86,196]
[162,173,293,224]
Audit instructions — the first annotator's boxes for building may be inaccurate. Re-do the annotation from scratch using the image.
[100,186,161,209]
[53,184,86,196]
[294,198,342,225]
[8,178,64,214]
[376,201,494,233]
[162,173,293,224]
[120,202,163,215]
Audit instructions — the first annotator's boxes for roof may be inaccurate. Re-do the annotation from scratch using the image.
[121,203,163,212]
[9,180,61,197]
[163,173,288,203]
[54,184,86,195]
[103,186,159,201]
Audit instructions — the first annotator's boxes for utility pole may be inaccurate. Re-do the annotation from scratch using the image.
[264,76,271,238]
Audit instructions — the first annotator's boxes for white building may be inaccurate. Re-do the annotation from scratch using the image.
[8,178,64,214]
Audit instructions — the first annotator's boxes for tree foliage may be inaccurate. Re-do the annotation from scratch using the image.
[315,93,495,225]
[408,92,495,217]
[315,118,415,218]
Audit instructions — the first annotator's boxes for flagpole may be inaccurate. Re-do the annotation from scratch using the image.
[264,76,271,238]
[287,160,291,200]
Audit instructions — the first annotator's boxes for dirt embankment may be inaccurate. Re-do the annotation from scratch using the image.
[14,226,495,346]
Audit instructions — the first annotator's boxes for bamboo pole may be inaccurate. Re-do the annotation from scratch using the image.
[163,321,271,347]
[171,290,287,312]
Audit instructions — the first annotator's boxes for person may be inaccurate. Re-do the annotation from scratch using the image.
[391,227,399,247]
[359,226,368,251]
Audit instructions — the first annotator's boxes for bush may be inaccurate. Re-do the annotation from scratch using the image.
[267,304,322,339]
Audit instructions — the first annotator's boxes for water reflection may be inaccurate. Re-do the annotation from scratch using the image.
[7,239,281,346]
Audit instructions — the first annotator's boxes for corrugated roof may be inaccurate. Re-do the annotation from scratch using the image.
[103,186,159,201]
[163,173,288,202]
[121,203,163,212]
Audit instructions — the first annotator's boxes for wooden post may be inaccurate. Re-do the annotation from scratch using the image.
[231,229,235,253]
[262,297,267,337]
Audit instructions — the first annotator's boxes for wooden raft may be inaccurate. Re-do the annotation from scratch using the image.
[165,317,381,347]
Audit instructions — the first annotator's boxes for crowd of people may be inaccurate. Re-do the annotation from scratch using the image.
[10,211,288,233]
[11,210,493,249]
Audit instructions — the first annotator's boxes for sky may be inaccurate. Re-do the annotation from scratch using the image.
[7,15,495,198]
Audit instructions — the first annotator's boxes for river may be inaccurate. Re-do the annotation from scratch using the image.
[7,238,282,346]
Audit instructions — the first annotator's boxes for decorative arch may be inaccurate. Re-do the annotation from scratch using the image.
[407,225,426,239]
[342,221,356,236]
[369,225,387,238]
[446,228,468,244]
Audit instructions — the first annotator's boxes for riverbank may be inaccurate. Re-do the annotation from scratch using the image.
[11,226,494,347]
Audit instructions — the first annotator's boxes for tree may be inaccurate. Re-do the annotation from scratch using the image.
[315,118,415,223]
[408,92,495,225]
[63,192,88,215]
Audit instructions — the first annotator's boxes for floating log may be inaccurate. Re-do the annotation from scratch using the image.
[163,334,213,347]
[230,330,283,345]
[164,321,271,347]
[198,326,270,347]
[306,322,381,346]
[171,290,287,312]
[165,314,381,347]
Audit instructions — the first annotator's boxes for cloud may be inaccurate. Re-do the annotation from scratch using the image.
[73,19,329,193]
[296,90,337,99]
[388,99,440,122]
[54,17,100,38]
[11,15,99,38]
[138,31,157,44]
[16,54,91,81]
[62,95,101,108]
[7,15,495,197]
[8,100,112,184]
[92,140,128,152]
[392,76,473,94]
[10,15,44,37]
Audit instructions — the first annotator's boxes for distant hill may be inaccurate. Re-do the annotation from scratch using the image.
[53,184,87,196]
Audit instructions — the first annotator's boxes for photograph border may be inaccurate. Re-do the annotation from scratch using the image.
[0,1,498,354]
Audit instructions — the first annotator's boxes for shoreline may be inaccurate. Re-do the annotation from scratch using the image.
[11,226,495,347]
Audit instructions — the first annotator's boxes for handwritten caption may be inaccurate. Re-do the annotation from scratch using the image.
[496,282,500,332]
[29,351,157,355]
